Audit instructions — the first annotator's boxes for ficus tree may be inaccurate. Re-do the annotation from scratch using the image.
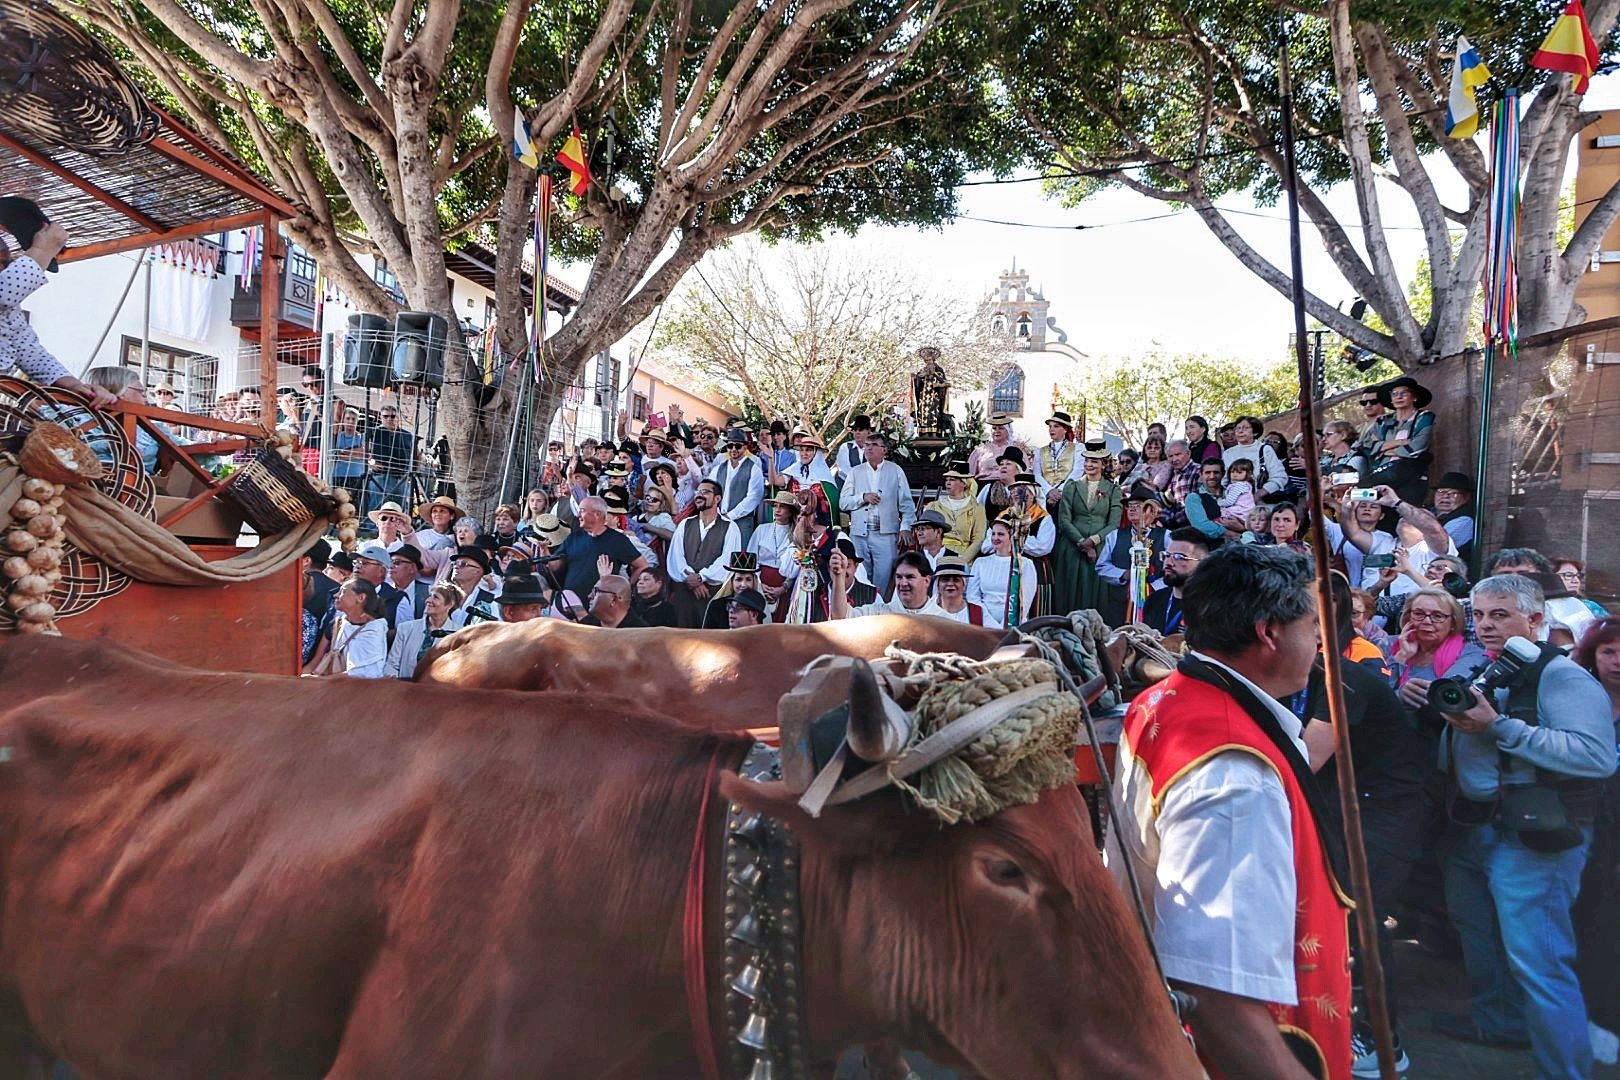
[72,0,1021,516]
[998,0,1620,369]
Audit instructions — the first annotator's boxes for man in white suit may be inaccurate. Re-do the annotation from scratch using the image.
[838,432,914,596]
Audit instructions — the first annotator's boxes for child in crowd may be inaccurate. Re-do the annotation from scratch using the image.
[1218,457,1256,531]
[1240,504,1274,544]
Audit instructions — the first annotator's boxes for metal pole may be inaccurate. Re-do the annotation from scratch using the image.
[140,251,153,383]
[1279,16,1397,1080]
[1472,342,1495,580]
[319,331,336,486]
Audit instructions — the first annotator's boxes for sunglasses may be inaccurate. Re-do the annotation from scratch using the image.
[1360,399,1379,406]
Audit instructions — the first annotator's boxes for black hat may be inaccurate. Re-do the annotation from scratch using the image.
[474,534,501,554]
[571,459,598,479]
[1045,409,1076,431]
[832,535,862,562]
[601,487,631,514]
[303,539,331,569]
[1124,481,1163,505]
[729,588,767,616]
[726,551,759,573]
[769,420,790,436]
[849,413,873,431]
[1376,376,1433,409]
[329,550,355,572]
[496,573,548,606]
[1011,471,1039,487]
[724,427,749,445]
[996,446,1026,468]
[453,544,491,571]
[391,543,424,570]
[620,438,640,454]
[1434,471,1475,494]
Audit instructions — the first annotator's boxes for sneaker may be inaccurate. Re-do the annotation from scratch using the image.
[1431,1011,1530,1050]
[1350,1030,1410,1077]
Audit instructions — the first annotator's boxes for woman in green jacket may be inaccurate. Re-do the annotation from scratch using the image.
[1054,440,1122,616]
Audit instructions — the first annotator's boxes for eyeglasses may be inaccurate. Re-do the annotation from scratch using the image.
[1406,609,1452,623]
[380,413,398,419]
[451,560,483,571]
[1166,551,1202,563]
[1558,570,1584,581]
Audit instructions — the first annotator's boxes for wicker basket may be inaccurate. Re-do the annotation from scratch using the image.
[18,421,105,484]
[223,445,334,536]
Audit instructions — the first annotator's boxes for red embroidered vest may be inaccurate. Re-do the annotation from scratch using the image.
[1123,669,1353,1080]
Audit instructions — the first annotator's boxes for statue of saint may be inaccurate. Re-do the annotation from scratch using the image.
[910,346,951,442]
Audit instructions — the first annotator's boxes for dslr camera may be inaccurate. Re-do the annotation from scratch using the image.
[1427,636,1539,715]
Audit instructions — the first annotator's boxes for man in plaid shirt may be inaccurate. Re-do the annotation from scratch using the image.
[1161,440,1203,528]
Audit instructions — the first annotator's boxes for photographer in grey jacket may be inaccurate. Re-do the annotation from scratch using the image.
[1434,573,1615,1077]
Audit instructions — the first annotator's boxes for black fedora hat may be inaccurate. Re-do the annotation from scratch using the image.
[728,588,767,616]
[1434,471,1475,494]
[996,446,1026,468]
[453,544,491,572]
[496,573,548,606]
[1376,376,1433,409]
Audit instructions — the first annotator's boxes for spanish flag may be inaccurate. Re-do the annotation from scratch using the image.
[1445,36,1491,139]
[556,125,592,196]
[1531,0,1601,95]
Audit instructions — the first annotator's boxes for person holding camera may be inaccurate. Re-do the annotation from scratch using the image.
[1433,573,1615,1077]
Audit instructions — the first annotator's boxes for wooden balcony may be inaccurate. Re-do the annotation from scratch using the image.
[231,257,318,333]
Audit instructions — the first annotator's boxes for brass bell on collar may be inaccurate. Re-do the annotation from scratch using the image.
[730,960,765,1000]
[731,812,768,846]
[729,859,765,894]
[737,1008,771,1051]
[746,1055,778,1080]
[730,910,765,947]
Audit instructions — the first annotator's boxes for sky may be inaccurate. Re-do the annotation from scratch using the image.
[613,71,1620,368]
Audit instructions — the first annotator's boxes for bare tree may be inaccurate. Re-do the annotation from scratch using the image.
[656,240,1011,442]
[999,0,1620,369]
[74,0,1014,516]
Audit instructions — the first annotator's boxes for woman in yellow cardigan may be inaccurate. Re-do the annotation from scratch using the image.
[926,461,987,562]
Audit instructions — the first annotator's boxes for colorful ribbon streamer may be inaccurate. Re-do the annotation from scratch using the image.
[1483,90,1519,359]
[532,174,552,383]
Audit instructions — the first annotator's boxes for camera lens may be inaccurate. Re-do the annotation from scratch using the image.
[1427,676,1473,715]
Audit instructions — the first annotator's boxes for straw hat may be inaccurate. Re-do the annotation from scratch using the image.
[415,494,465,520]
[367,500,410,526]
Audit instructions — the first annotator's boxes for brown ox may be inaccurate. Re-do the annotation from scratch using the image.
[414,615,1005,721]
[0,637,1199,1079]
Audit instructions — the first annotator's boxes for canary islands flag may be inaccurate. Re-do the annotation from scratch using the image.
[512,110,539,169]
[556,125,592,196]
[1532,0,1602,95]
[1446,36,1491,138]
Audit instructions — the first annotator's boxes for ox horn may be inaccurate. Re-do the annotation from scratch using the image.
[844,657,913,764]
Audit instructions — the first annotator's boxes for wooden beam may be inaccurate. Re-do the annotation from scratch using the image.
[147,105,298,217]
[259,212,281,409]
[0,131,163,231]
[145,137,297,219]
[60,211,266,263]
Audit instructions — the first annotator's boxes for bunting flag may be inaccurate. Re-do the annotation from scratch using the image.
[1531,0,1601,94]
[1445,35,1491,138]
[556,125,592,196]
[1483,90,1520,358]
[531,174,553,382]
[239,226,259,289]
[512,109,540,169]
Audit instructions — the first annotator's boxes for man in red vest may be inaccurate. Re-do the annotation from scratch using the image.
[1110,544,1354,1079]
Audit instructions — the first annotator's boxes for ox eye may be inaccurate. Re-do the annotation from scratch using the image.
[978,855,1031,897]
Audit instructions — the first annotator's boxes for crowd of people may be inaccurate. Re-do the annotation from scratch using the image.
[288,376,1618,1080]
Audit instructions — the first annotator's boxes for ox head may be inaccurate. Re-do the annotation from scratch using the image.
[724,662,1201,1080]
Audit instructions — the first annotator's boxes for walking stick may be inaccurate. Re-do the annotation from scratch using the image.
[1279,14,1397,1079]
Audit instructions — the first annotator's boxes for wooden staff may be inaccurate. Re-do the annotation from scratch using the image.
[1277,14,1397,1080]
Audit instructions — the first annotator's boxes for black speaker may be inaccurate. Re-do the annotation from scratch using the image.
[343,313,391,388]
[391,311,447,389]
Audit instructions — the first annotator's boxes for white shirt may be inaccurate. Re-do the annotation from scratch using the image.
[666,514,742,585]
[965,553,1036,629]
[706,452,766,522]
[1321,519,1395,590]
[933,602,973,623]
[0,256,71,385]
[331,616,389,679]
[850,594,947,618]
[1222,441,1287,495]
[1387,535,1457,598]
[839,460,916,536]
[1107,652,1300,1005]
[977,511,1054,558]
[749,521,795,572]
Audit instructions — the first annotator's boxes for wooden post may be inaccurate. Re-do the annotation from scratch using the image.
[257,211,281,430]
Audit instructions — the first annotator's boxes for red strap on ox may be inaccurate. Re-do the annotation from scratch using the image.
[683,744,725,1080]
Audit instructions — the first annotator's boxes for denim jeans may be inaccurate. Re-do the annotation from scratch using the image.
[1440,820,1594,1079]
[362,474,410,519]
